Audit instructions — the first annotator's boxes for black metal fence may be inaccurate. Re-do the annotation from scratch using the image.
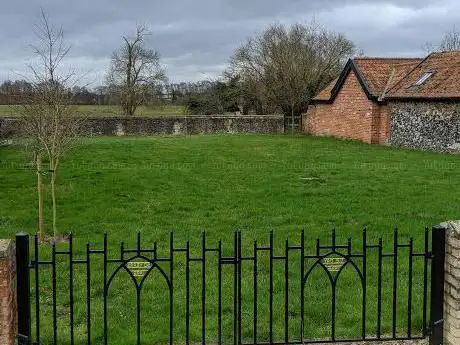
[16,226,446,345]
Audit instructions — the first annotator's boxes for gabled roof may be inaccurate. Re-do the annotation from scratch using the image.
[386,51,460,100]
[311,56,422,104]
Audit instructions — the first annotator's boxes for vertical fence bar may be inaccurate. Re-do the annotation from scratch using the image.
[135,241,141,345]
[331,279,336,341]
[186,241,190,345]
[269,231,274,345]
[103,233,108,345]
[69,234,74,345]
[218,240,222,345]
[362,227,367,339]
[237,232,242,345]
[253,240,258,345]
[16,233,31,344]
[422,227,429,337]
[136,287,141,345]
[429,224,446,345]
[300,230,305,342]
[202,232,206,345]
[331,230,337,341]
[52,241,57,345]
[407,237,413,338]
[34,234,40,345]
[284,239,289,344]
[86,242,91,345]
[233,232,237,345]
[170,232,174,345]
[376,238,382,339]
[392,228,398,338]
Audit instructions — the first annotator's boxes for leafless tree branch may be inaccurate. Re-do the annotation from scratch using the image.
[230,21,356,129]
[423,26,460,53]
[107,24,166,115]
[18,9,84,239]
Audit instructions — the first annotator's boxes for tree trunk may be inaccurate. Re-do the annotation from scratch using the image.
[36,152,45,241]
[130,98,135,115]
[291,105,295,133]
[50,160,58,238]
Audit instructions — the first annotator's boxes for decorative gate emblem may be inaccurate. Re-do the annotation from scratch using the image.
[127,261,152,277]
[322,257,345,272]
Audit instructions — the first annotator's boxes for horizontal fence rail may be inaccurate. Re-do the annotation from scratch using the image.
[17,228,435,345]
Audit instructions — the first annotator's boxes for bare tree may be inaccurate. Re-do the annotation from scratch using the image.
[230,21,356,131]
[19,9,83,240]
[423,26,460,52]
[107,25,166,115]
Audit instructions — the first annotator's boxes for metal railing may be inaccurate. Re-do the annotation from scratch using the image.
[16,226,446,345]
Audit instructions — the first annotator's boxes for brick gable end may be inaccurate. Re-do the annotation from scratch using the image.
[304,71,389,144]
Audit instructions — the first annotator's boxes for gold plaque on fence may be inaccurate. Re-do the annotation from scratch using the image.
[127,261,153,277]
[322,257,345,272]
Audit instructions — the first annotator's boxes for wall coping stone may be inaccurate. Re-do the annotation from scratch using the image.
[443,220,460,345]
[441,220,460,238]
[0,240,14,259]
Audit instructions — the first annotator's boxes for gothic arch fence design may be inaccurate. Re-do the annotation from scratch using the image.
[15,227,442,345]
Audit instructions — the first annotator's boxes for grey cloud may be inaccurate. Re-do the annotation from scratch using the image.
[0,0,456,85]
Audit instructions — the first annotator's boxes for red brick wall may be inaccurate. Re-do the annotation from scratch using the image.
[376,104,390,144]
[0,240,16,345]
[303,71,389,144]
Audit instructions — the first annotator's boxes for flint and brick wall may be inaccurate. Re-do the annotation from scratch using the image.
[303,71,389,144]
[0,240,16,345]
[444,221,460,345]
[389,102,460,151]
[0,115,284,138]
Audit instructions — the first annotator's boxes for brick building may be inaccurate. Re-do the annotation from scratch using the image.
[304,51,460,149]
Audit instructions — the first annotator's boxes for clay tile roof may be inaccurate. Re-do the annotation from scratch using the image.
[312,78,337,101]
[386,51,460,99]
[353,57,422,96]
[311,57,422,102]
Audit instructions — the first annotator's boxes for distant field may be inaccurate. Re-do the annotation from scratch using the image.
[0,104,188,116]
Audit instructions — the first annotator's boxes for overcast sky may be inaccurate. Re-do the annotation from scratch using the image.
[0,0,457,87]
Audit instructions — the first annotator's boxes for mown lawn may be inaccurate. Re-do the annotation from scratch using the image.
[1,135,459,345]
[0,104,188,116]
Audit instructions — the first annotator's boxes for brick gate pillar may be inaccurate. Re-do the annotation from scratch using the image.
[442,221,460,345]
[0,240,16,345]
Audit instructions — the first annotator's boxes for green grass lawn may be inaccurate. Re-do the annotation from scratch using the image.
[1,134,459,344]
[0,104,188,116]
